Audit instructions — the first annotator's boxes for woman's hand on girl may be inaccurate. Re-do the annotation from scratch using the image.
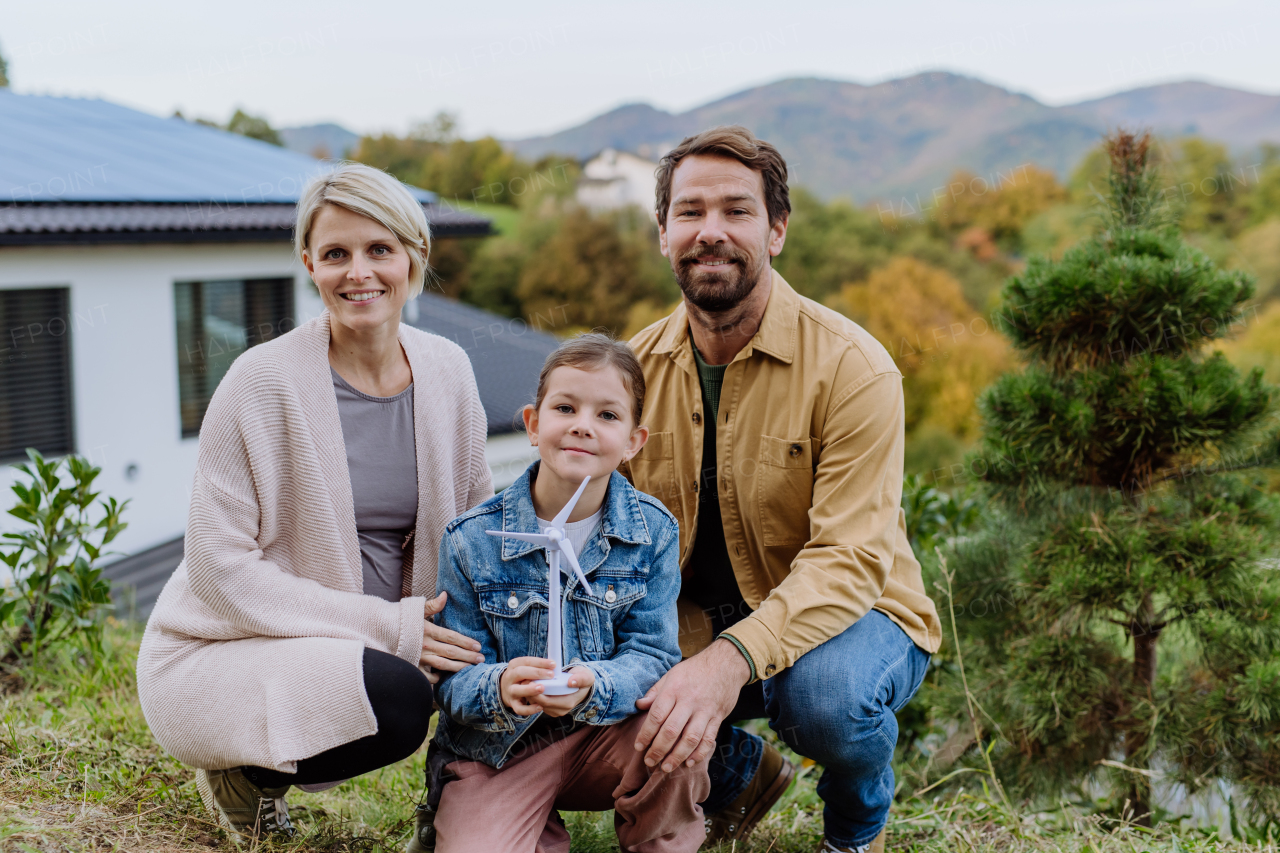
[499,658,594,717]
[420,592,484,683]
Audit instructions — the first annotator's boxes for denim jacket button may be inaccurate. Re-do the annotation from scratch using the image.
[604,589,617,603]
[507,594,518,609]
[585,707,598,719]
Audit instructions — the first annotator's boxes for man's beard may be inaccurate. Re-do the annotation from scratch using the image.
[673,245,762,314]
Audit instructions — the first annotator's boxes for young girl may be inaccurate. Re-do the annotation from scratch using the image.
[426,333,708,853]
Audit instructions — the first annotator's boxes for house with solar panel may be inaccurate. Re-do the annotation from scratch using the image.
[0,91,559,615]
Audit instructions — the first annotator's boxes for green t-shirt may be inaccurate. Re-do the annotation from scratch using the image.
[685,345,748,637]
[693,344,727,420]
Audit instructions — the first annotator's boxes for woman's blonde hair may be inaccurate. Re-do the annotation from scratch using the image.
[295,162,432,297]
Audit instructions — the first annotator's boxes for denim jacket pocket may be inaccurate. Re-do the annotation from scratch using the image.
[566,577,646,657]
[477,584,547,661]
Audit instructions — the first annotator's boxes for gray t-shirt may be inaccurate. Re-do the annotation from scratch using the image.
[331,367,418,603]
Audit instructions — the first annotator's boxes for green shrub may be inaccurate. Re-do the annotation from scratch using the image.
[1,449,128,672]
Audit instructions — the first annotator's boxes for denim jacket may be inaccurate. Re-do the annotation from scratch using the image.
[432,462,681,768]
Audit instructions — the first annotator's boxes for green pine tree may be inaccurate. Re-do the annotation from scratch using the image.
[945,131,1280,827]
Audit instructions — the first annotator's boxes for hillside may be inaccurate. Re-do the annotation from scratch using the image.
[279,122,361,159]
[510,73,1280,203]
[1070,80,1280,149]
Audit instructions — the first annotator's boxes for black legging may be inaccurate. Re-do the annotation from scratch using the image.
[242,648,433,789]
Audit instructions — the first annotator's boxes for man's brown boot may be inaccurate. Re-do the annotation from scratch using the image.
[195,767,294,846]
[703,742,797,845]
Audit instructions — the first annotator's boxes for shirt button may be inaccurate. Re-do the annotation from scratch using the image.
[692,412,702,425]
[507,594,518,609]
[604,589,617,603]
[765,665,777,677]
[789,444,802,458]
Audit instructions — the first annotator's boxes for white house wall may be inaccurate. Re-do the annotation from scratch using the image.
[0,242,322,558]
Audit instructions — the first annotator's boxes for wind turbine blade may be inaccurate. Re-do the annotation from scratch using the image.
[551,476,592,529]
[559,540,593,596]
[486,530,553,545]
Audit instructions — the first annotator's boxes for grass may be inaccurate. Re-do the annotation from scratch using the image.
[432,200,520,236]
[1,623,1275,852]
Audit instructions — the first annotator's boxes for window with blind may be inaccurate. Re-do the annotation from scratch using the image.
[0,287,74,463]
[175,278,294,438]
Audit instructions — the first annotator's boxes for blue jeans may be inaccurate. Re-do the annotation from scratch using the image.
[705,610,930,849]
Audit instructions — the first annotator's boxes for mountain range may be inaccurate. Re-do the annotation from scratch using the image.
[278,73,1280,205]
[278,123,360,160]
[505,73,1280,203]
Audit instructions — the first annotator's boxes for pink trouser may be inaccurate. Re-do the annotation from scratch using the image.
[433,712,710,853]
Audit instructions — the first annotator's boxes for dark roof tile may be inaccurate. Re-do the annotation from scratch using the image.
[0,202,490,244]
[406,292,561,434]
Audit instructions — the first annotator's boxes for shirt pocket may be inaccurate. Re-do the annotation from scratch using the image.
[566,577,647,658]
[625,431,682,519]
[757,435,815,546]
[477,584,547,662]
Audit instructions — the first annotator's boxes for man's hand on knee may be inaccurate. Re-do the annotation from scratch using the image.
[633,639,751,773]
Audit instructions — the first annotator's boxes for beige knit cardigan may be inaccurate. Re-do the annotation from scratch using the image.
[137,312,492,772]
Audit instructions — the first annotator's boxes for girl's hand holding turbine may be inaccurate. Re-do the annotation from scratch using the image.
[500,657,594,716]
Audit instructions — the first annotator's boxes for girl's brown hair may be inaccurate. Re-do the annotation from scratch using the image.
[531,332,646,425]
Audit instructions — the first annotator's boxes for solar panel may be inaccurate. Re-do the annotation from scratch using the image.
[0,91,436,205]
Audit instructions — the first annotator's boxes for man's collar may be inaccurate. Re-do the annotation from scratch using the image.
[654,269,799,365]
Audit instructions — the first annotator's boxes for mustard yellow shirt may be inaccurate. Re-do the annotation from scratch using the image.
[623,271,943,681]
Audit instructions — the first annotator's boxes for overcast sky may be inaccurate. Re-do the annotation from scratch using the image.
[5,0,1278,139]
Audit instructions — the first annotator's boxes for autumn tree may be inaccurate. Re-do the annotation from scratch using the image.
[1233,219,1280,302]
[1171,137,1249,238]
[1244,148,1280,227]
[515,205,672,335]
[775,188,1010,315]
[354,112,576,207]
[828,257,1010,440]
[225,109,282,146]
[945,131,1280,826]
[938,166,1067,251]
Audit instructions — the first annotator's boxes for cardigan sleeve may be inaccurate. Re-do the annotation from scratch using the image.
[183,382,424,664]
[466,373,494,510]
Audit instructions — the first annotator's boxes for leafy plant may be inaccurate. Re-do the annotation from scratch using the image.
[902,474,982,557]
[1,449,128,672]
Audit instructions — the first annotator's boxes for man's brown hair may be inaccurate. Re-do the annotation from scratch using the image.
[654,125,791,228]
[530,332,647,425]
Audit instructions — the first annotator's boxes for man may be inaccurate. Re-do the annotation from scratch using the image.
[623,126,942,853]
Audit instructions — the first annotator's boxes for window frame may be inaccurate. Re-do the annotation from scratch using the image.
[174,276,295,439]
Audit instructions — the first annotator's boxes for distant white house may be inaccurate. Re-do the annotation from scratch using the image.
[0,91,563,616]
[575,148,659,218]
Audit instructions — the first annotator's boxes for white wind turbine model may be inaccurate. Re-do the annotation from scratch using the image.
[486,475,595,695]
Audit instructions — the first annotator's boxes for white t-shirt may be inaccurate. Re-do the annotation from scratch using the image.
[535,507,603,561]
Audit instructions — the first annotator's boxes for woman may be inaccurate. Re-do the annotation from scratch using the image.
[137,163,492,841]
